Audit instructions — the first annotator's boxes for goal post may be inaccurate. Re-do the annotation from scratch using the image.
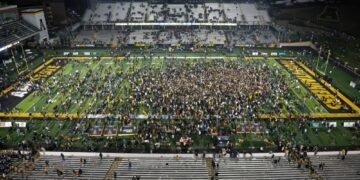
[316,48,330,76]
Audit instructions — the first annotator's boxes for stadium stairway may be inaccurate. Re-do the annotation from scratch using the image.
[113,157,209,179]
[206,157,216,179]
[216,157,313,180]
[11,155,113,180]
[104,157,122,180]
[309,155,360,179]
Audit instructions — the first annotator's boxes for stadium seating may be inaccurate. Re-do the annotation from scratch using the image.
[81,2,271,24]
[73,28,279,46]
[228,30,277,46]
[74,29,228,46]
[90,3,112,23]
[73,30,128,46]
[128,30,158,45]
[11,155,113,180]
[223,3,240,23]
[167,4,187,23]
[127,29,226,45]
[114,157,209,179]
[216,157,312,179]
[205,3,225,23]
[130,2,147,22]
[240,4,260,24]
[309,155,360,179]
[194,29,226,45]
[75,2,276,47]
[148,4,165,22]
[187,4,206,22]
[9,154,360,179]
[0,153,24,178]
[111,2,131,22]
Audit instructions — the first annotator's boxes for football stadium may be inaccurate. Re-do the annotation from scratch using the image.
[0,0,359,179]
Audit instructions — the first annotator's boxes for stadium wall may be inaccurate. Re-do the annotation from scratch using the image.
[21,9,49,44]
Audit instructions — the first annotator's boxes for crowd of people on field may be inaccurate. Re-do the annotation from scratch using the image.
[20,58,308,118]
[129,59,302,119]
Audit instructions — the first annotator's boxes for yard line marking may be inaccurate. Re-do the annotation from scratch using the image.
[24,96,41,112]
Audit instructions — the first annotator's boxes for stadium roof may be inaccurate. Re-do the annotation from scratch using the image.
[0,20,40,52]
[21,8,44,13]
[0,5,17,11]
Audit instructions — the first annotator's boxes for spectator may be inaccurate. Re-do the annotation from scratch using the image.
[43,167,48,174]
[78,168,83,176]
[341,149,346,160]
[72,169,77,177]
[56,169,63,177]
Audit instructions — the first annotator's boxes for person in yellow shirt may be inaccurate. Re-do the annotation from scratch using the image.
[175,154,180,161]
[284,149,289,157]
[43,167,48,174]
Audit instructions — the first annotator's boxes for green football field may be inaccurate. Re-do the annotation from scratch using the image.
[12,57,327,115]
[1,55,359,152]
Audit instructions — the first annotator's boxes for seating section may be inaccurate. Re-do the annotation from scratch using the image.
[187,4,206,22]
[83,2,131,23]
[9,154,360,179]
[167,4,187,22]
[0,21,40,47]
[228,30,278,46]
[0,153,24,178]
[126,30,226,45]
[130,2,148,22]
[148,4,166,22]
[73,29,277,46]
[111,2,131,22]
[11,156,113,180]
[217,157,312,179]
[128,30,158,44]
[193,29,226,45]
[310,155,360,179]
[73,30,129,46]
[82,2,271,24]
[88,3,112,23]
[114,157,209,179]
[77,2,276,47]
[223,3,240,22]
[205,3,225,23]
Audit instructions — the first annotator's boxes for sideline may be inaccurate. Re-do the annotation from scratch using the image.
[37,151,360,158]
